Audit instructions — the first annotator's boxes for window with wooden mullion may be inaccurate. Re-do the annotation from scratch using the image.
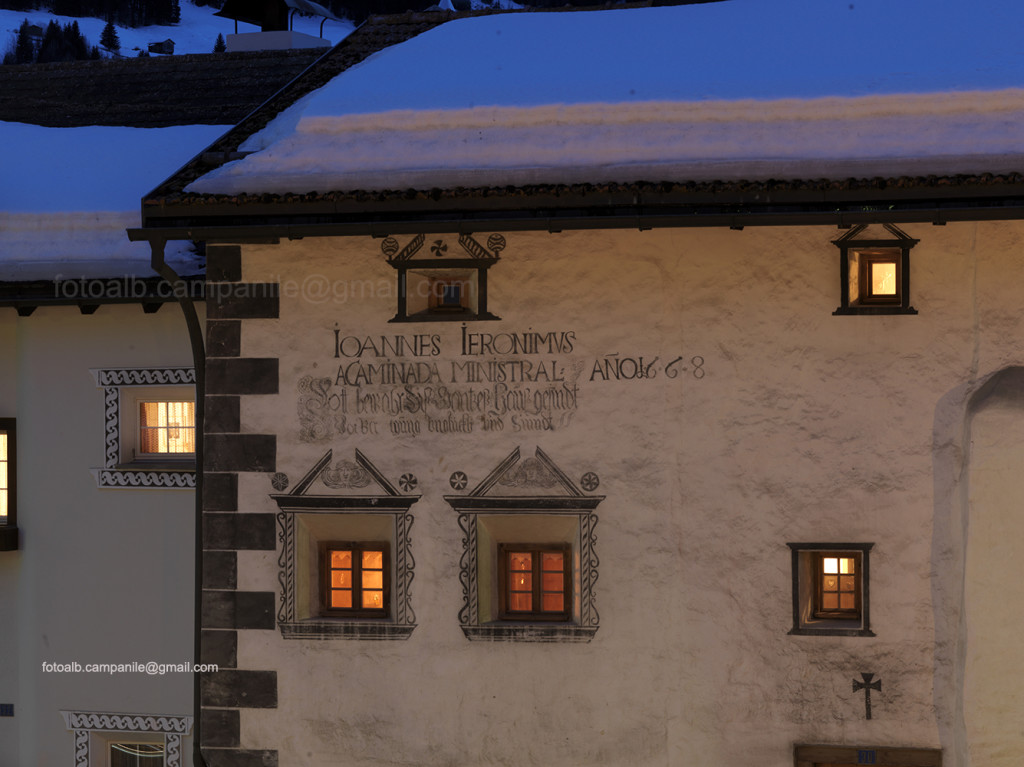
[321,541,389,618]
[499,544,570,621]
[0,420,11,526]
[815,552,860,619]
[138,400,195,455]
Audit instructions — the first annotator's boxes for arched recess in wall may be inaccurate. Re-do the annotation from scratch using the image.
[937,366,1024,767]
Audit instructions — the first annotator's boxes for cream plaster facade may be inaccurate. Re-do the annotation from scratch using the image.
[0,304,197,767]
[211,220,1024,766]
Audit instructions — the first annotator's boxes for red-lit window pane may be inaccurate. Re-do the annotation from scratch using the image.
[323,543,388,617]
[501,545,569,621]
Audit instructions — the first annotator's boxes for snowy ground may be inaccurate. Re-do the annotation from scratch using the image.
[0,0,354,58]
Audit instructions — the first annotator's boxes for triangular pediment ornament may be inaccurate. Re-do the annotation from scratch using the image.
[446,447,604,511]
[832,223,919,247]
[381,233,505,264]
[270,449,420,511]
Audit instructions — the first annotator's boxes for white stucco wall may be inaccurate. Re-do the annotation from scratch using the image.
[0,303,198,767]
[222,221,1024,766]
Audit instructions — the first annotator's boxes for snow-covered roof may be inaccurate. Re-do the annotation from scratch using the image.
[185,0,1024,196]
[0,121,225,280]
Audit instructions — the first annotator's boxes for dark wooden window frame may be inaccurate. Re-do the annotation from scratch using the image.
[833,223,919,315]
[498,543,572,622]
[320,540,391,619]
[788,542,874,637]
[813,551,862,620]
[0,418,17,551]
[856,249,903,306]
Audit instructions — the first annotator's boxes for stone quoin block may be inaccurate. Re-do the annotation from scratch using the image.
[204,434,276,473]
[206,358,279,395]
[201,708,240,748]
[201,669,278,709]
[204,472,239,512]
[201,629,238,669]
[202,590,276,630]
[203,513,276,551]
[206,283,279,320]
[206,395,241,433]
[205,245,242,282]
[207,320,241,357]
[203,550,238,590]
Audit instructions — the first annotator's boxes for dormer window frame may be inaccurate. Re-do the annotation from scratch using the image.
[832,224,919,315]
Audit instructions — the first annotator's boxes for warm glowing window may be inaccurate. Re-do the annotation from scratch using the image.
[816,554,860,618]
[499,544,570,621]
[109,742,164,766]
[788,543,873,637]
[854,250,902,305]
[138,400,195,455]
[322,542,389,617]
[0,427,8,523]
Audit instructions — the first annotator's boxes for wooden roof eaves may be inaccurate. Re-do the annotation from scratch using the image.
[131,173,1024,242]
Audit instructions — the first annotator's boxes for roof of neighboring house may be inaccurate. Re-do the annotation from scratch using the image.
[135,0,1024,237]
[0,47,326,128]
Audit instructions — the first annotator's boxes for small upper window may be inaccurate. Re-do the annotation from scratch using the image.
[499,544,571,621]
[321,541,390,618]
[138,400,195,457]
[383,233,503,323]
[0,418,17,551]
[91,368,196,489]
[833,224,918,315]
[789,542,874,637]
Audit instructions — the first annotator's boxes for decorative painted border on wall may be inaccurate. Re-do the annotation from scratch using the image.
[90,367,196,489]
[272,449,419,639]
[447,447,604,643]
[60,710,193,767]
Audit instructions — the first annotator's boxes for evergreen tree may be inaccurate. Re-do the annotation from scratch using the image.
[36,20,65,63]
[100,19,119,53]
[170,0,180,24]
[15,19,35,64]
[68,20,88,59]
[213,33,226,53]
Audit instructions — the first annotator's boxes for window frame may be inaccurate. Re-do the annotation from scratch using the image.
[60,710,193,767]
[788,542,874,637]
[319,540,391,619]
[498,543,572,622]
[832,224,918,316]
[91,368,196,489]
[0,417,17,551]
[384,233,502,323]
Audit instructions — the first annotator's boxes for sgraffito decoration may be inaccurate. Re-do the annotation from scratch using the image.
[91,367,196,489]
[60,711,193,767]
[271,449,420,639]
[447,446,603,643]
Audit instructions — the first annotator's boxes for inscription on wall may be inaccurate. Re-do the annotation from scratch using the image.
[297,326,704,441]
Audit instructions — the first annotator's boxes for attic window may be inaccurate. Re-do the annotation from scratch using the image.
[383,233,503,323]
[788,542,874,637]
[833,224,918,315]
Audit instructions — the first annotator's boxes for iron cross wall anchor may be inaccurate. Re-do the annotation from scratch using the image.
[853,672,882,720]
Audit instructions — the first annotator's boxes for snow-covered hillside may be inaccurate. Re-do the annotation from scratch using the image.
[0,0,354,58]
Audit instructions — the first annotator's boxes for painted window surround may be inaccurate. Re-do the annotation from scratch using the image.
[90,367,196,489]
[60,710,193,767]
[0,417,17,551]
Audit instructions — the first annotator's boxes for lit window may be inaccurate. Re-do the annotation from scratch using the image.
[322,542,389,617]
[91,368,196,489]
[816,554,859,618]
[833,224,918,315]
[789,543,874,637]
[0,418,16,551]
[500,545,571,621]
[110,742,164,766]
[138,400,195,456]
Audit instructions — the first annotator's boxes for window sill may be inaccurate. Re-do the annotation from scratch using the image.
[0,526,18,551]
[92,467,195,489]
[789,626,876,638]
[280,619,415,640]
[462,623,597,643]
[833,305,917,315]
